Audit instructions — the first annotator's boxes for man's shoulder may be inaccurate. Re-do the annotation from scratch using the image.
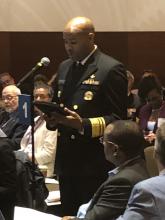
[135,175,165,191]
[59,58,73,67]
[111,159,149,185]
[96,50,123,68]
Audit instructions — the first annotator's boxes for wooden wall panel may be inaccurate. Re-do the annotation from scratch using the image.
[0,32,165,88]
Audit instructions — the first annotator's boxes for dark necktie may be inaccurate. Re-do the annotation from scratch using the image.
[63,62,85,102]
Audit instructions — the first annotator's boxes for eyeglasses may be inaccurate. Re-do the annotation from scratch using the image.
[99,137,119,148]
[2,95,17,101]
[34,94,50,99]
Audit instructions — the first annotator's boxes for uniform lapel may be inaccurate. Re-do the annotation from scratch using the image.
[75,50,100,89]
[75,63,98,88]
[59,60,74,101]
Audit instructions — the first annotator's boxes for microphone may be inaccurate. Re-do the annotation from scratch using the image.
[37,57,50,68]
[17,57,50,87]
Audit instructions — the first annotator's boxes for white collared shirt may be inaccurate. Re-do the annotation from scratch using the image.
[77,45,97,66]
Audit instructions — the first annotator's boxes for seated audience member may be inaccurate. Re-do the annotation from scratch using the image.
[126,70,141,120]
[21,83,57,177]
[0,138,17,220]
[117,122,165,220]
[138,74,165,144]
[0,85,28,150]
[0,72,15,89]
[137,70,163,109]
[62,120,149,220]
[0,72,15,110]
[34,74,49,86]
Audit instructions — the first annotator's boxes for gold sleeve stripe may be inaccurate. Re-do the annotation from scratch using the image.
[89,117,106,137]
[99,117,106,134]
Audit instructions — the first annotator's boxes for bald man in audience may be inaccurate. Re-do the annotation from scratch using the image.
[0,85,28,150]
[45,16,127,215]
[117,122,165,220]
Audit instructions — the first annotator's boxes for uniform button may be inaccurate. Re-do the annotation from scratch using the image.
[73,105,78,110]
[60,103,64,107]
[58,91,61,98]
[58,132,61,136]
[71,135,75,139]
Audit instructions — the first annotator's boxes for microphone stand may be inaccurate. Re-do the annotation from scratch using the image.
[18,71,38,209]
[17,63,42,88]
[17,57,50,208]
[30,91,36,209]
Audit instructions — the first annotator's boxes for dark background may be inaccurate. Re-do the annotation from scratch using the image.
[0,32,165,88]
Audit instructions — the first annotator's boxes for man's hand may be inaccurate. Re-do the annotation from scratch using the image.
[44,107,83,131]
[144,131,156,143]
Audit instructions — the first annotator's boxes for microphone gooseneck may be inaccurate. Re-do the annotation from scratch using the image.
[17,57,50,87]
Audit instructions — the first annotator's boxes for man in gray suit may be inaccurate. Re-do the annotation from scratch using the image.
[117,122,165,220]
[62,120,149,220]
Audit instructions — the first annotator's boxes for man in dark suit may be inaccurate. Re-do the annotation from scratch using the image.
[0,138,17,220]
[62,120,149,220]
[0,85,28,150]
[46,16,127,215]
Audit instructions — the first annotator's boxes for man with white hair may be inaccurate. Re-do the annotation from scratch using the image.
[0,85,28,150]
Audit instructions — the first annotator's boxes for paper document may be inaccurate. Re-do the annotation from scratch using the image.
[46,190,60,203]
[45,178,59,184]
[14,206,61,220]
[0,128,7,137]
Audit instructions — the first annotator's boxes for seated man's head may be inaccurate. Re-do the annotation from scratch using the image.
[33,82,54,102]
[154,123,165,171]
[2,85,21,112]
[0,72,15,88]
[102,120,144,166]
[33,82,54,115]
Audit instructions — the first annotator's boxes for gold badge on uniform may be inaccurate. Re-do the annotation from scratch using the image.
[73,105,78,110]
[90,74,95,79]
[84,91,93,100]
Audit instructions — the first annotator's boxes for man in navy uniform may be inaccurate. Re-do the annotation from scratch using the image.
[46,16,127,216]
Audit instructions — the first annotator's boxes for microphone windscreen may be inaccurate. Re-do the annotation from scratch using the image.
[40,57,50,67]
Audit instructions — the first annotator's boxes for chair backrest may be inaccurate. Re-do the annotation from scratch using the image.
[144,146,159,177]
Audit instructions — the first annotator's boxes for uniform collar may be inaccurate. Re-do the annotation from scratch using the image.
[77,45,97,66]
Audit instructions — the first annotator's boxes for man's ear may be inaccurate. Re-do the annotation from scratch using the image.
[113,145,119,157]
[88,32,95,41]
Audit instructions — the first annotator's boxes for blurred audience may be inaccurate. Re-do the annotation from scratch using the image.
[62,120,149,220]
[117,122,165,220]
[0,85,28,150]
[138,74,165,144]
[34,74,49,86]
[0,72,15,89]
[0,72,15,110]
[20,83,57,177]
[126,70,141,120]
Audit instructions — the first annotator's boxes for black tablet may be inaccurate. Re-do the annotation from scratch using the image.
[34,101,67,116]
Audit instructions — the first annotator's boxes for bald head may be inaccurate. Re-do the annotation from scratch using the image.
[63,17,95,61]
[64,17,95,34]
